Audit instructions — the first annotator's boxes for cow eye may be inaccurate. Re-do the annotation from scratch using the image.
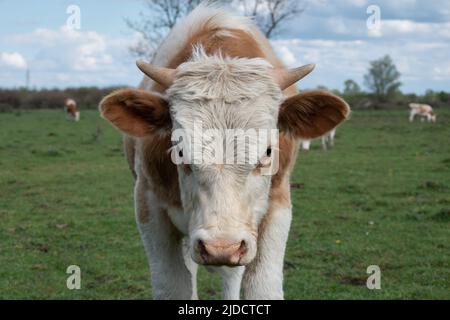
[256,147,272,169]
[179,149,183,158]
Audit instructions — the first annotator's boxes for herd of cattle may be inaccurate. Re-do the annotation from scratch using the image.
[57,4,438,300]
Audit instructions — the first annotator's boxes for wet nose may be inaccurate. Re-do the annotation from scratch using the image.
[196,239,247,266]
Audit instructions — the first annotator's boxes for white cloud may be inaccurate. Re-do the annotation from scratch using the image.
[368,19,450,39]
[9,26,116,72]
[0,52,27,69]
[327,17,350,35]
[275,46,297,66]
[432,65,450,80]
[345,0,368,8]
[2,26,141,88]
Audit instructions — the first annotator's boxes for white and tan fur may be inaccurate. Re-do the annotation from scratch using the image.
[409,103,436,123]
[99,3,350,300]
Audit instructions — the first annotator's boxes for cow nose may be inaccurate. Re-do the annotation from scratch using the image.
[197,239,246,266]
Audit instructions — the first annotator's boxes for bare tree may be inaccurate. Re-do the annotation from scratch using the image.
[126,0,203,58]
[126,0,306,58]
[235,0,306,39]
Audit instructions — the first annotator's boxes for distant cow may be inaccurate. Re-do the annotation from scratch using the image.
[64,98,80,121]
[409,103,436,123]
[300,128,337,151]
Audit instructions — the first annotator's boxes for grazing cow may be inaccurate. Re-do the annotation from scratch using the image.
[300,128,337,151]
[64,98,80,122]
[409,103,436,123]
[99,4,350,300]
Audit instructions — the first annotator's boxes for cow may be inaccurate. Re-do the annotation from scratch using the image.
[99,4,350,300]
[409,103,436,123]
[300,128,337,151]
[64,98,80,122]
[321,128,336,150]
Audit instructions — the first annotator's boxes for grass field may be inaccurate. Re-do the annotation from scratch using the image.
[0,108,449,299]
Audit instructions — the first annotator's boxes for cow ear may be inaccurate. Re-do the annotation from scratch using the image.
[278,90,350,139]
[99,88,171,137]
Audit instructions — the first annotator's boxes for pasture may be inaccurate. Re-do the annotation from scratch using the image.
[0,108,449,299]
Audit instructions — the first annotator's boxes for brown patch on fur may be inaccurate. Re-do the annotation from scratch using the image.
[140,135,182,208]
[99,88,171,137]
[151,27,267,93]
[415,105,428,114]
[278,90,350,139]
[123,135,137,180]
[267,134,298,208]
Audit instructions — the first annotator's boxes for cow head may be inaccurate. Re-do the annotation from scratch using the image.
[99,49,350,266]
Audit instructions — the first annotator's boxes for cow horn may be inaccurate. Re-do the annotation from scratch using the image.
[273,64,316,90]
[136,60,176,88]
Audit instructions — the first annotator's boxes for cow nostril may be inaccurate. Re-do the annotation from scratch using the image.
[237,240,247,257]
[197,240,208,257]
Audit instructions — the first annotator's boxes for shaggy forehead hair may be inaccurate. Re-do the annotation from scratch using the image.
[167,47,283,132]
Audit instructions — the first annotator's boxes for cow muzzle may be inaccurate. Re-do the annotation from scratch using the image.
[191,231,256,266]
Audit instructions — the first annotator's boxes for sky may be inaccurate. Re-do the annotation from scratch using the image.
[0,0,449,94]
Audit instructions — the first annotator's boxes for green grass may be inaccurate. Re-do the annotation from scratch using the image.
[0,108,449,299]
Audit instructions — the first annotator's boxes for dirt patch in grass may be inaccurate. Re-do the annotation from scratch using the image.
[428,209,450,222]
[340,184,364,194]
[419,181,447,191]
[339,275,367,286]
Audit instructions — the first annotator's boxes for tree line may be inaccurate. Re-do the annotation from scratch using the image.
[0,87,121,112]
[1,81,447,112]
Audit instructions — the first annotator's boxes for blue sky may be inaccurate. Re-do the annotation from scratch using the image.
[0,0,449,93]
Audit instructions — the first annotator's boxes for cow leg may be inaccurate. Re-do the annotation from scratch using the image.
[409,111,415,122]
[321,136,327,150]
[301,140,311,151]
[242,203,292,299]
[135,179,195,299]
[329,129,335,148]
[218,266,245,300]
